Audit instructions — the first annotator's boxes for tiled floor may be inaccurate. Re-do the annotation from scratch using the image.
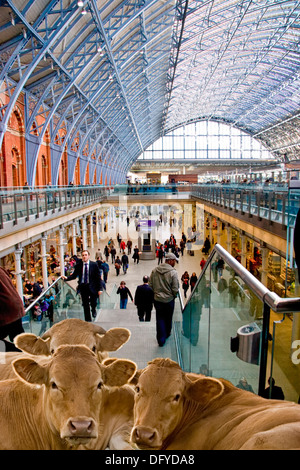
[90,219,203,369]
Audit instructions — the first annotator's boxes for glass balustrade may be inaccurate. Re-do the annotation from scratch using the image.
[23,278,84,336]
[22,278,119,335]
[175,244,300,401]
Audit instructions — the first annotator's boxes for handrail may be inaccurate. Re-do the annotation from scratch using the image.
[25,276,63,314]
[183,244,300,314]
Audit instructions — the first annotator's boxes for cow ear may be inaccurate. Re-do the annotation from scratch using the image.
[129,368,142,386]
[102,359,137,387]
[96,328,131,352]
[185,377,224,407]
[14,333,51,356]
[12,358,48,386]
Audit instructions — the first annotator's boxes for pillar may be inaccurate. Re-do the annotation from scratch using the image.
[95,210,100,241]
[208,214,213,245]
[82,216,88,250]
[240,232,247,268]
[89,214,94,249]
[41,235,49,290]
[72,222,77,256]
[260,246,269,287]
[59,228,65,277]
[216,219,222,245]
[14,247,24,300]
[226,224,232,255]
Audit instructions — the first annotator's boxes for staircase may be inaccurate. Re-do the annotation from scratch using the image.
[95,300,178,369]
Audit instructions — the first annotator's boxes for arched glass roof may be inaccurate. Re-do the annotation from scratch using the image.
[0,0,300,184]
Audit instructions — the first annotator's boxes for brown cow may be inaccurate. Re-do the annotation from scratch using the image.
[0,319,131,380]
[15,318,130,359]
[131,358,300,450]
[0,345,136,450]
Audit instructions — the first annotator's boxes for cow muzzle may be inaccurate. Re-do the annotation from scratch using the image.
[63,417,97,445]
[131,426,161,449]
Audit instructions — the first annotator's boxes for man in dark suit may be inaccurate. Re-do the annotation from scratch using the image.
[134,275,154,322]
[64,250,102,322]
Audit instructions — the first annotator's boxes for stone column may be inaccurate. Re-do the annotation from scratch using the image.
[59,228,65,277]
[89,214,94,249]
[41,235,49,290]
[82,217,88,250]
[216,219,222,245]
[14,247,24,300]
[260,246,269,287]
[240,232,247,268]
[95,210,100,241]
[72,222,77,256]
[226,224,232,255]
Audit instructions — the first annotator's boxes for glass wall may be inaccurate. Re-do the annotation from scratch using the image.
[175,249,265,395]
[138,120,274,161]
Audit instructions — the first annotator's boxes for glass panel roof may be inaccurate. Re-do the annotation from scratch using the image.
[0,0,300,183]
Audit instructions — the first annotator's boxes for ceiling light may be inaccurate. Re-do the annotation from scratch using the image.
[81,9,87,15]
[77,1,84,6]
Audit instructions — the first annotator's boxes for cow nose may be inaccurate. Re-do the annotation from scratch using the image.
[132,426,159,447]
[68,419,96,437]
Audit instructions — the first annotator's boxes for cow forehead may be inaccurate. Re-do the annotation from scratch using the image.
[49,346,102,384]
[50,331,97,350]
[139,366,184,394]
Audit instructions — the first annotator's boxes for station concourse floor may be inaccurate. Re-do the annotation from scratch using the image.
[81,221,204,370]
[65,218,298,402]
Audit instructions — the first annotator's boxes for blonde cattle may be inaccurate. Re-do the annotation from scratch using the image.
[0,345,136,450]
[131,358,300,450]
[16,318,130,359]
[0,319,131,380]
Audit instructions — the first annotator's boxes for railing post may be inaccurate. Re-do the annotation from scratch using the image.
[258,303,270,396]
[13,193,18,225]
[0,195,3,229]
[25,193,30,221]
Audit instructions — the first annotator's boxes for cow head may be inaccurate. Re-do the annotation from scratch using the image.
[131,358,224,449]
[14,319,130,360]
[12,345,136,448]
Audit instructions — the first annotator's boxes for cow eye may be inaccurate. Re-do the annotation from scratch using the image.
[174,394,181,402]
[51,349,55,354]
[51,381,58,390]
[92,346,97,353]
[97,381,103,390]
[135,386,140,393]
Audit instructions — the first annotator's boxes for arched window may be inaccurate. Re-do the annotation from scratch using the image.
[11,147,22,187]
[138,121,274,161]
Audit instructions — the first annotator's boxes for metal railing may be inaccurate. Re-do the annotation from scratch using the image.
[176,244,300,400]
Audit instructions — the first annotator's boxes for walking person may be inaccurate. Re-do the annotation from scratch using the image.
[134,276,154,322]
[104,245,110,262]
[115,256,121,276]
[63,250,102,322]
[200,257,206,271]
[117,281,133,309]
[157,244,164,265]
[203,236,211,255]
[190,272,198,292]
[181,271,190,298]
[149,252,179,347]
[132,245,140,264]
[127,239,132,255]
[121,252,129,274]
[110,245,116,264]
